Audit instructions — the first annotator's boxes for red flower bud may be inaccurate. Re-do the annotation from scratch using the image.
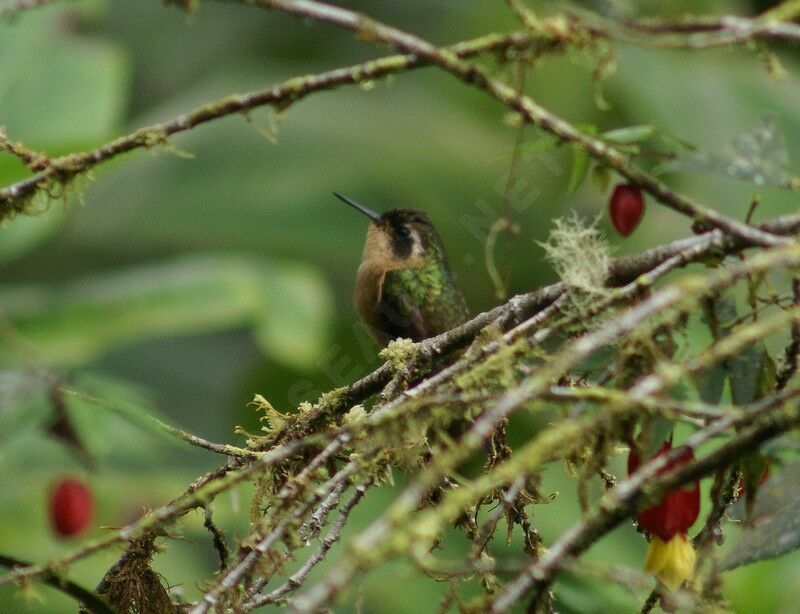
[627,441,700,541]
[49,477,94,538]
[609,183,645,236]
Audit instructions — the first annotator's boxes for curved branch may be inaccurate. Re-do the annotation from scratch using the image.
[0,29,536,219]
[243,0,786,247]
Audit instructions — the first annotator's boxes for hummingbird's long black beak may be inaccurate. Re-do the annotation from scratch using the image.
[334,192,382,223]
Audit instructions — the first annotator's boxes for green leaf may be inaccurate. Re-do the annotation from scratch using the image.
[728,342,775,405]
[590,164,611,192]
[65,374,186,459]
[642,416,674,459]
[600,125,655,144]
[567,146,590,194]
[694,362,727,404]
[721,463,800,570]
[0,8,128,146]
[519,135,560,155]
[0,255,332,370]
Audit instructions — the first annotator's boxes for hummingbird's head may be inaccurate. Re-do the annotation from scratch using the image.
[335,193,445,269]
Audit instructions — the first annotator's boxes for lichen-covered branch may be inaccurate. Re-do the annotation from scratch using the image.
[0,553,113,614]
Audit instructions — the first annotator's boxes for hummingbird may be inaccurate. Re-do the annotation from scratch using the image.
[335,193,469,347]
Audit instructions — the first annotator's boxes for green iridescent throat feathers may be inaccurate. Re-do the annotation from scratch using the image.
[335,193,468,346]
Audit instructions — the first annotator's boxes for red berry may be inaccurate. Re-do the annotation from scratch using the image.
[49,477,94,538]
[609,183,645,236]
[627,441,700,541]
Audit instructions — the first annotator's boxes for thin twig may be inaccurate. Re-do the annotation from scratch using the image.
[63,389,259,458]
[240,476,352,602]
[203,506,230,572]
[189,435,354,613]
[616,14,800,48]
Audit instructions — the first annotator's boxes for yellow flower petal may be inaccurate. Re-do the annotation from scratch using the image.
[644,535,696,590]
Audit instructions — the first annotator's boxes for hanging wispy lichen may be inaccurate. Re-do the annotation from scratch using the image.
[539,213,612,316]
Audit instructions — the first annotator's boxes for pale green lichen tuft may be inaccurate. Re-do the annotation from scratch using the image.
[539,213,612,315]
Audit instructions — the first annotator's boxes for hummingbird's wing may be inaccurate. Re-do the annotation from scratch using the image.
[378,274,429,343]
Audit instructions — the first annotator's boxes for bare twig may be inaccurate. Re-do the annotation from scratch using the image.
[203,506,231,572]
[616,13,800,48]
[63,389,260,458]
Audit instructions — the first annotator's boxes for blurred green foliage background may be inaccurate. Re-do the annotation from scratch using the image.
[1,0,800,611]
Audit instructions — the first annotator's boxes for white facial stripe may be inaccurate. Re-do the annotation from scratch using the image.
[411,228,425,258]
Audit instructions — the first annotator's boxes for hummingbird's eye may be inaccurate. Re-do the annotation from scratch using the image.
[396,226,411,239]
